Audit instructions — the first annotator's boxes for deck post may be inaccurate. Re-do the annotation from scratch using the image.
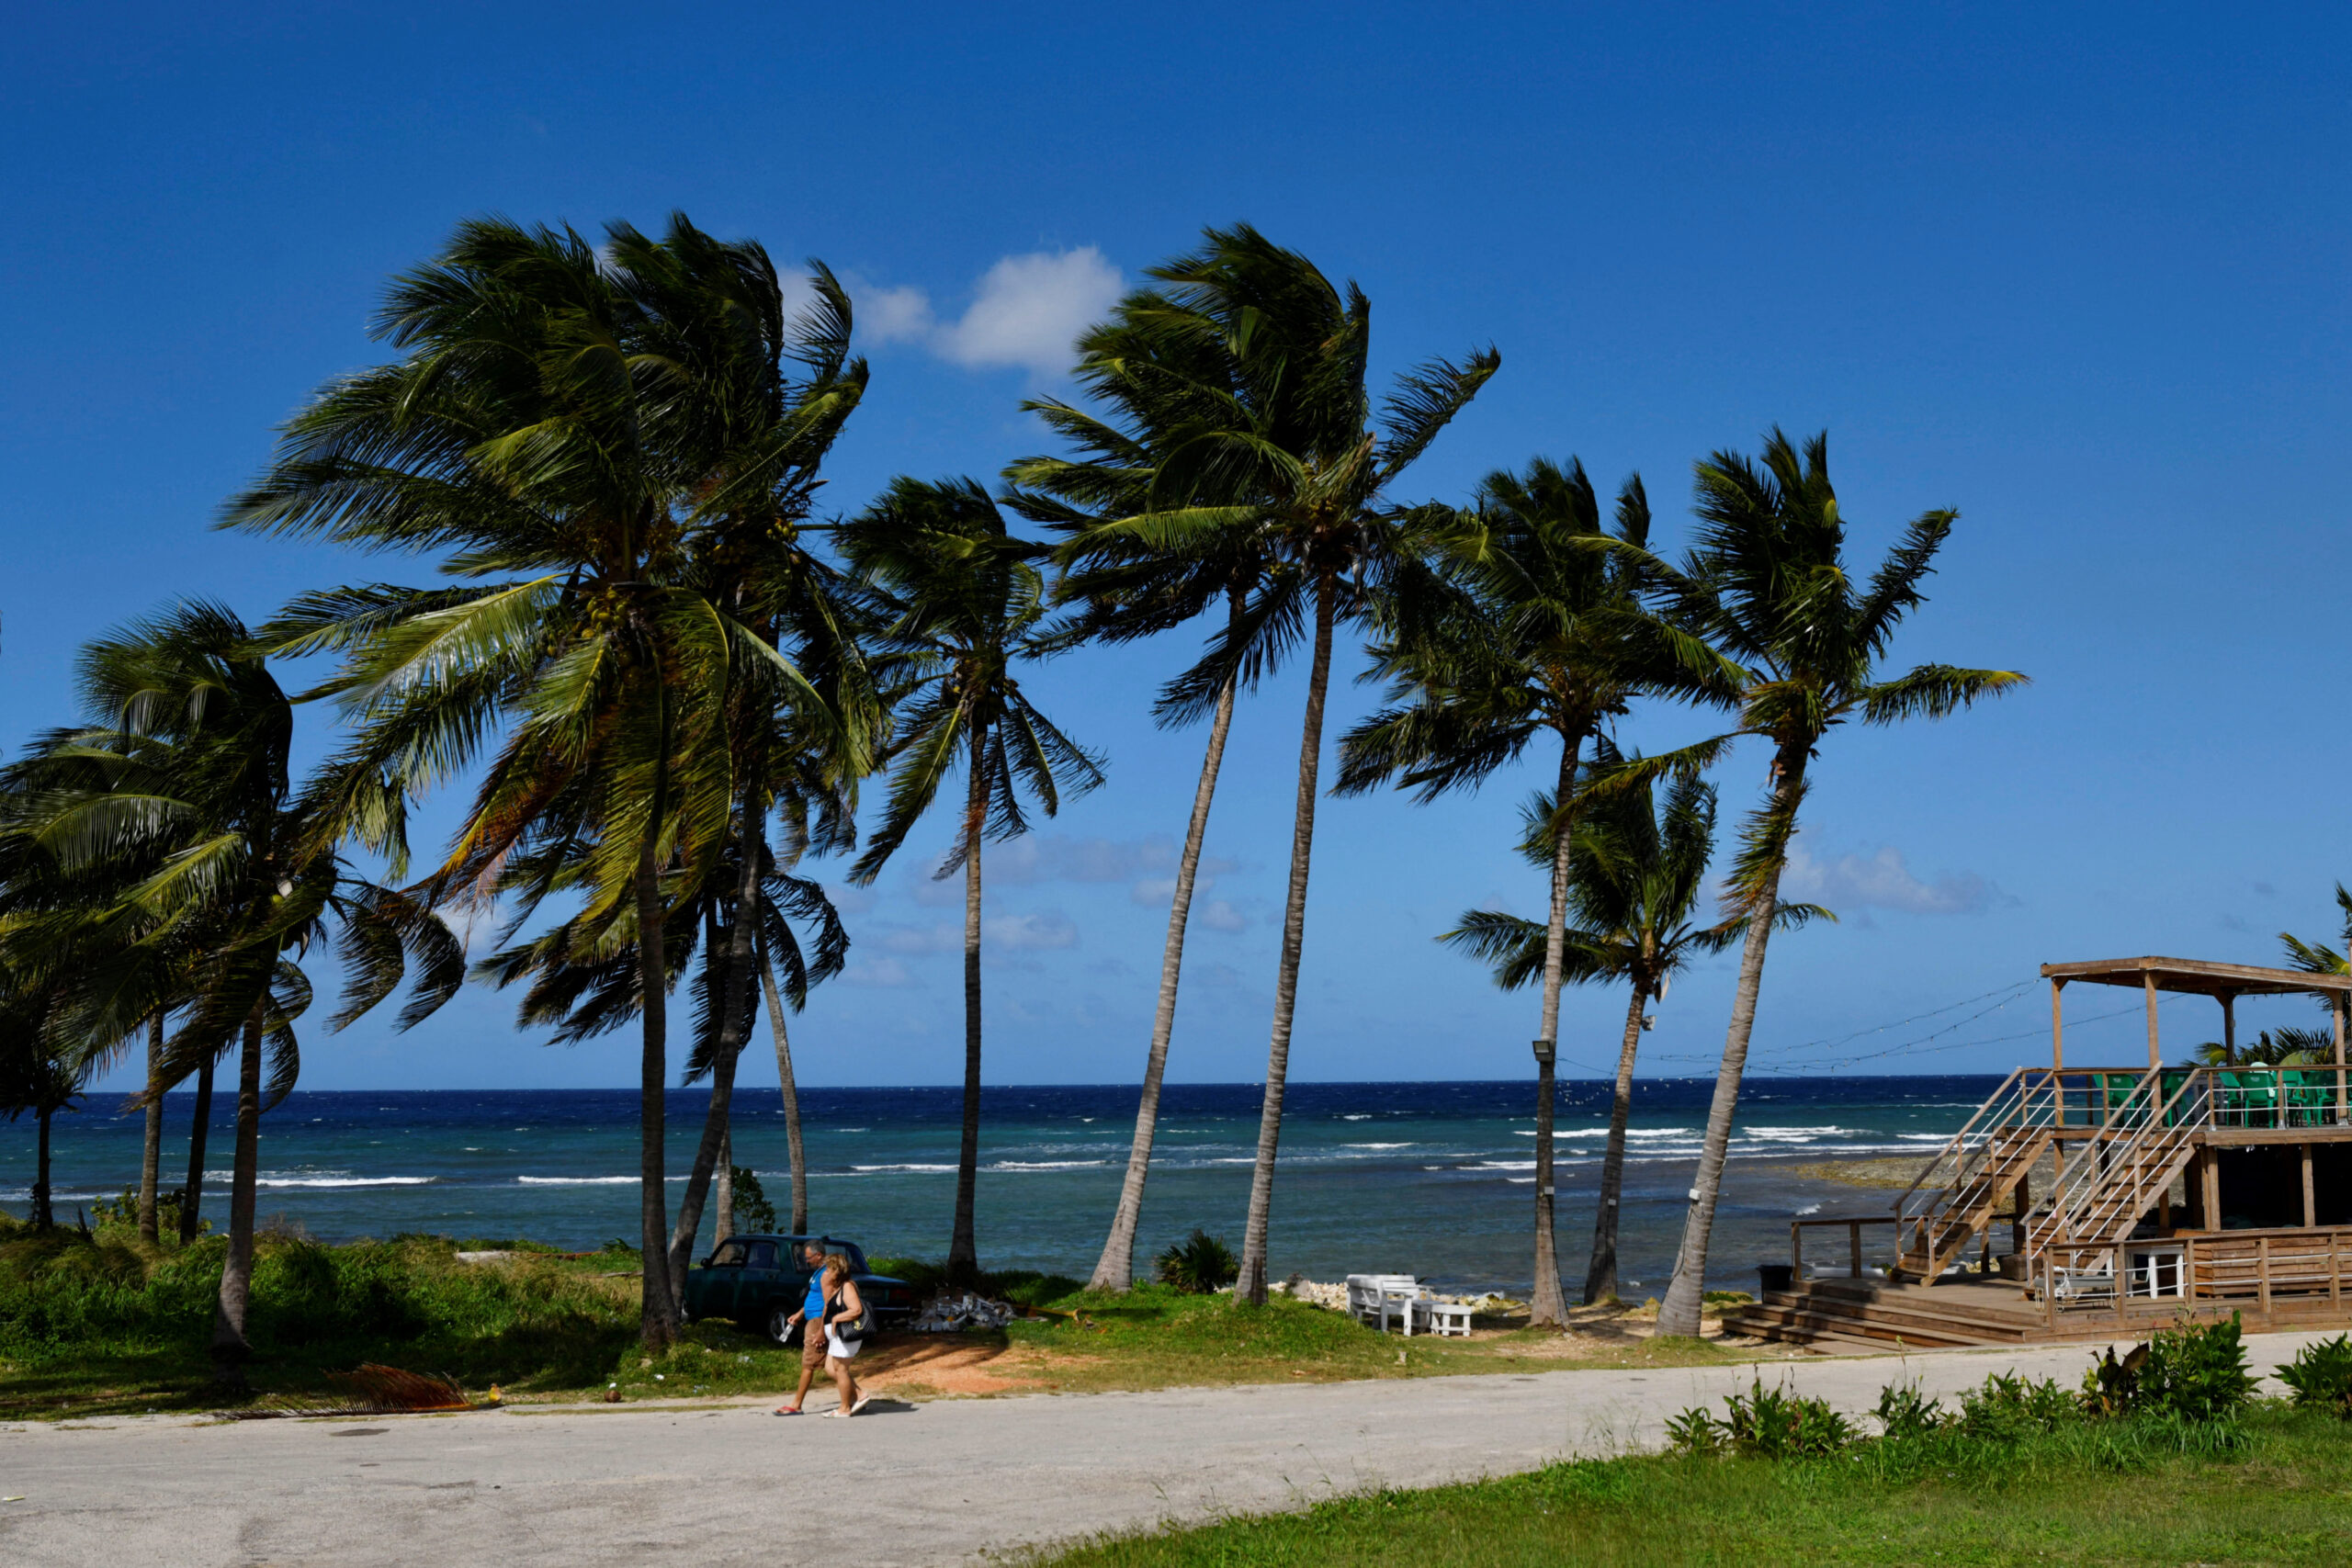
[2221,992,2235,1065]
[2185,1235,2199,1302]
[1792,1224,1803,1279]
[2012,1171,2030,1257]
[2051,978,2065,1072]
[2203,1155,2222,1232]
[2143,971,2161,1069]
[2335,994,2347,1125]
[2305,1145,2318,1230]
[1849,1220,1862,1280]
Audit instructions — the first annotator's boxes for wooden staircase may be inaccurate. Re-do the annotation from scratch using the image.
[2025,1066,2200,1262]
[1720,1276,2038,1350]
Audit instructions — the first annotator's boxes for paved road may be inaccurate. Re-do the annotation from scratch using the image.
[2,1331,2334,1567]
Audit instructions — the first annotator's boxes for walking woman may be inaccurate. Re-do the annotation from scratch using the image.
[815,1252,871,1417]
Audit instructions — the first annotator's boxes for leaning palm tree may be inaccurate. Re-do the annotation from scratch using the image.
[225,215,852,1348]
[1650,430,2025,1337]
[840,478,1103,1278]
[1,604,461,1383]
[1335,457,1695,1324]
[1005,283,1283,1292]
[1031,225,1495,1303]
[1442,767,1819,1303]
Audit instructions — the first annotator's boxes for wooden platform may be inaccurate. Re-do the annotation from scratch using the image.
[1722,1266,2352,1351]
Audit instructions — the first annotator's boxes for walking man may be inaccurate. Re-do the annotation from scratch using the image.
[773,1239,832,1416]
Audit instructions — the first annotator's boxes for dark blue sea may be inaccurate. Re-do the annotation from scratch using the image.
[2,1077,1996,1293]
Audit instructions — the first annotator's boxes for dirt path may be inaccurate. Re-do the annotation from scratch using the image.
[1,1330,2333,1567]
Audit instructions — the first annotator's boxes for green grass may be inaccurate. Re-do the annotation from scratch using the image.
[1032,1405,2352,1566]
[0,1216,1752,1417]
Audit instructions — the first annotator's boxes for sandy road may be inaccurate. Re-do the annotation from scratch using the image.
[1,1330,2333,1567]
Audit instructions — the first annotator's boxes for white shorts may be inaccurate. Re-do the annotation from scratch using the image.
[825,1328,862,1361]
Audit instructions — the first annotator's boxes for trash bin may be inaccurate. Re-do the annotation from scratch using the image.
[1757,1264,1793,1294]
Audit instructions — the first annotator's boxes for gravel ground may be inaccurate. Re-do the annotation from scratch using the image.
[0,1329,2334,1567]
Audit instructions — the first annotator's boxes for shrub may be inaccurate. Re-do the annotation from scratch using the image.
[1730,1377,1855,1458]
[87,1187,209,1240]
[1664,1404,1726,1456]
[1958,1371,2076,1438]
[728,1167,778,1234]
[1154,1229,1238,1294]
[2276,1333,2352,1416]
[2138,1314,2256,1421]
[1873,1380,1945,1438]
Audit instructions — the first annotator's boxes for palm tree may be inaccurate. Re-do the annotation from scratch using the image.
[1442,768,1819,1303]
[1004,281,1283,1292]
[1335,457,1687,1323]
[1028,225,1495,1303]
[1650,430,2025,1337]
[839,478,1103,1278]
[225,215,853,1348]
[2,604,462,1382]
[2189,1029,2328,1067]
[0,972,80,1230]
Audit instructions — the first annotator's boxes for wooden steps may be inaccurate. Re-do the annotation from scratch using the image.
[1719,1277,2039,1350]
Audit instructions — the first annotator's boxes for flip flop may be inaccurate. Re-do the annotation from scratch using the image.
[850,1395,872,1416]
[821,1406,851,1418]
[772,1405,801,1416]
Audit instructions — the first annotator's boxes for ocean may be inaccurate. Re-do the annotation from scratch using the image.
[2,1077,1994,1293]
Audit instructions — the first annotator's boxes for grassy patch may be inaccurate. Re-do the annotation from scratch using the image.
[1032,1405,2352,1566]
[1,1217,1756,1417]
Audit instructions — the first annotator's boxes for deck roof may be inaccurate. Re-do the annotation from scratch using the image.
[2040,955,2352,998]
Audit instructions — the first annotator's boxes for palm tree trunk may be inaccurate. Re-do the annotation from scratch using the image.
[1656,752,1805,1337]
[1234,574,1337,1305]
[1528,733,1586,1326]
[666,803,769,1296]
[138,1012,164,1245]
[32,1103,53,1229]
[948,716,989,1280]
[209,1008,264,1387]
[1089,601,1242,1292]
[1584,979,1649,1304]
[180,1057,214,1245]
[714,1129,734,1240]
[634,825,681,1349]
[757,943,810,1233]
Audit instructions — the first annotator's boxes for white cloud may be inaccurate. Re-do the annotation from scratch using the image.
[859,284,934,344]
[842,956,917,988]
[986,910,1080,952]
[1200,899,1249,932]
[914,834,1175,905]
[851,248,1123,377]
[1130,876,1179,906]
[1776,834,1996,916]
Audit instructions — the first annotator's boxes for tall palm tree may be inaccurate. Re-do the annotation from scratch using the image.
[1030,225,1495,1303]
[226,215,851,1348]
[839,478,1103,1278]
[1442,768,1819,1303]
[1651,430,2024,1337]
[2,604,461,1382]
[1004,282,1283,1292]
[1335,457,1690,1323]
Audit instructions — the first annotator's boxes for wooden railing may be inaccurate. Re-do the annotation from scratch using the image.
[2036,1226,2352,1326]
[1790,1216,1903,1280]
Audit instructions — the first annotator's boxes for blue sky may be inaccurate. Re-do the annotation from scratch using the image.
[6,4,2348,1092]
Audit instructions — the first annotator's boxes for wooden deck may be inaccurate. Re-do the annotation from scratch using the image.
[1725,1224,2352,1350]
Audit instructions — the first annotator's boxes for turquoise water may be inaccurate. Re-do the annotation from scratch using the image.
[3,1077,1994,1292]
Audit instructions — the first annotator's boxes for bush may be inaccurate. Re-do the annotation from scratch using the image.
[1670,1377,1854,1460]
[1958,1370,2076,1438]
[2086,1314,2256,1423]
[728,1167,778,1234]
[1873,1380,1944,1438]
[2276,1333,2352,1416]
[87,1187,209,1240]
[1154,1230,1238,1294]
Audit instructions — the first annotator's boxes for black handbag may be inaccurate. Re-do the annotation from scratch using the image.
[826,1287,875,1346]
